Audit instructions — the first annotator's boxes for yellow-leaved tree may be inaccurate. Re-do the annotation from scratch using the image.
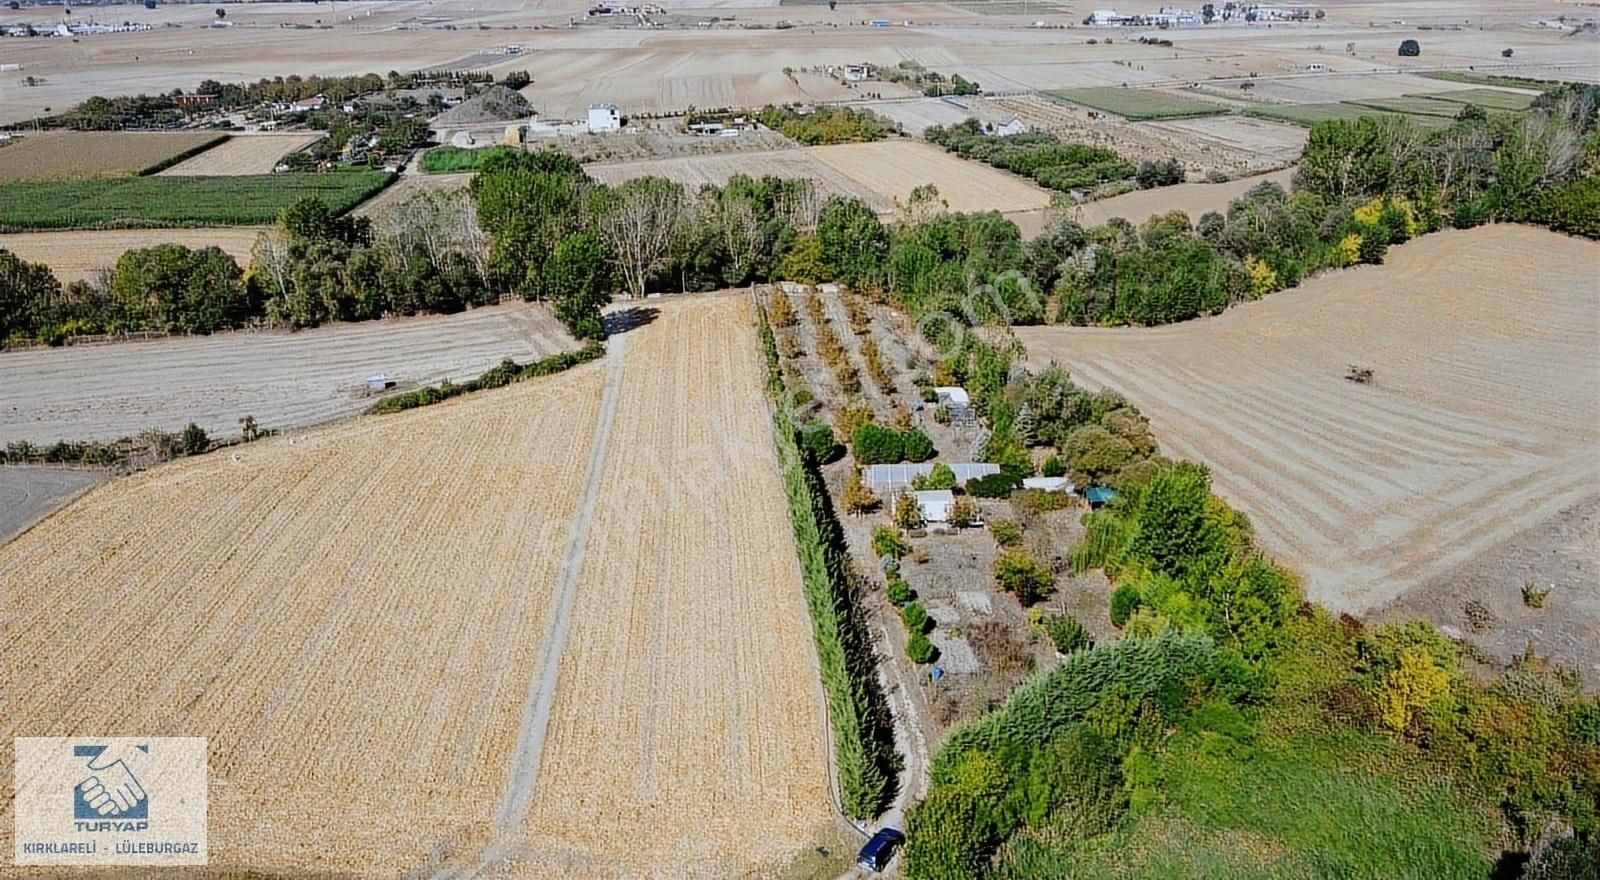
[1379,645,1451,732]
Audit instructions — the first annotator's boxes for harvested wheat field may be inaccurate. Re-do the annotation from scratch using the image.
[585,148,881,209]
[0,302,576,444]
[809,140,1054,215]
[1019,225,1600,616]
[156,134,323,176]
[496,294,831,878]
[0,130,224,181]
[1069,167,1295,228]
[0,227,270,284]
[0,363,609,873]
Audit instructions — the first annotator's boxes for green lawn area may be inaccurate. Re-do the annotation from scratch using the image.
[1245,102,1453,130]
[1420,87,1538,112]
[419,144,523,173]
[1347,96,1477,118]
[1419,71,1564,92]
[993,704,1496,880]
[1048,87,1231,120]
[0,171,393,231]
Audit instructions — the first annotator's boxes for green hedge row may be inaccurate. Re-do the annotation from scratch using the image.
[365,343,604,414]
[760,303,899,819]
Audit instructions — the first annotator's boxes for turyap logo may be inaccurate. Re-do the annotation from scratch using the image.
[13,737,207,866]
[72,744,150,827]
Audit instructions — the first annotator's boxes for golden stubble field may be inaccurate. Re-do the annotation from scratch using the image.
[0,363,607,873]
[0,227,270,283]
[0,294,830,877]
[1019,225,1600,617]
[502,294,831,877]
[0,131,224,180]
[156,134,323,176]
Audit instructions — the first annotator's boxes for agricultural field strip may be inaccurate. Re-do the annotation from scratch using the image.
[494,330,628,833]
[584,149,889,211]
[157,134,324,176]
[807,141,1054,214]
[1018,226,1600,614]
[0,365,609,872]
[0,302,576,444]
[511,296,831,875]
[0,130,224,181]
[0,227,272,284]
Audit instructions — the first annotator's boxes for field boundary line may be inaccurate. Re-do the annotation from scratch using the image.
[494,330,627,831]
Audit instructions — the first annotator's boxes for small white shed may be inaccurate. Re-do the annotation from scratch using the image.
[914,490,955,524]
[1022,476,1073,494]
[934,387,970,407]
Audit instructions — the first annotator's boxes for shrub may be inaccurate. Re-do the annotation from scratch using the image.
[1041,454,1067,478]
[907,631,940,664]
[872,525,909,560]
[894,491,926,530]
[901,429,936,462]
[887,577,913,606]
[949,496,982,527]
[1522,581,1551,609]
[902,601,933,634]
[799,419,844,465]
[914,462,958,490]
[1110,581,1141,627]
[969,471,1024,499]
[1378,645,1451,733]
[1012,488,1072,515]
[1044,613,1092,654]
[989,518,1024,547]
[852,423,903,464]
[842,470,880,515]
[995,547,1054,605]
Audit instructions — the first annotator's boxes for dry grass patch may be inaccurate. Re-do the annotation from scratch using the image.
[808,139,1054,214]
[157,134,323,175]
[1019,225,1600,615]
[0,227,270,283]
[0,130,225,181]
[0,364,609,874]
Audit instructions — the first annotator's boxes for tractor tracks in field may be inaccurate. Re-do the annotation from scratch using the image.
[434,332,628,880]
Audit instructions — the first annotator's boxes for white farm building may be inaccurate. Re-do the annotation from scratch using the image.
[587,103,622,133]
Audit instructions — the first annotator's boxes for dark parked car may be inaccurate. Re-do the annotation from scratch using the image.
[856,827,905,873]
[1399,39,1421,56]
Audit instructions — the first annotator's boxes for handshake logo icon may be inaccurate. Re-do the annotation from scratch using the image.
[72,744,150,824]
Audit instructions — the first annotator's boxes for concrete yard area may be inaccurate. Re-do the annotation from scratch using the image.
[0,303,575,444]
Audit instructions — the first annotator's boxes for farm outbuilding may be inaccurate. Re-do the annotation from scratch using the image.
[587,103,622,132]
[864,462,1000,495]
[913,490,955,523]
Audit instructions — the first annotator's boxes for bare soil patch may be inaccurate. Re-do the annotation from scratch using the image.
[808,139,1054,214]
[0,466,107,546]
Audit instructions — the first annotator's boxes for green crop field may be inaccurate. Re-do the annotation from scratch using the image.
[0,171,394,231]
[1420,71,1563,92]
[1347,96,1474,118]
[1420,87,1538,112]
[1245,102,1453,130]
[419,145,522,173]
[1048,87,1231,120]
